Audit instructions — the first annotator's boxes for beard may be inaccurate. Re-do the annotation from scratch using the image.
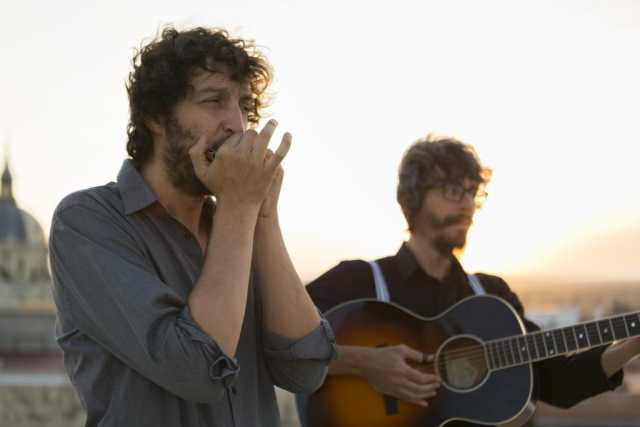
[423,209,472,256]
[162,119,211,197]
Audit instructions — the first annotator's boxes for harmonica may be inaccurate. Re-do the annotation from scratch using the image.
[205,142,224,162]
[205,146,216,162]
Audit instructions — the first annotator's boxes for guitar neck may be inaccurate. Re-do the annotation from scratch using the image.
[485,310,640,370]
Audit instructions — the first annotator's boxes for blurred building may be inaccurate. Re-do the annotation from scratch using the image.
[0,152,83,427]
[0,155,57,354]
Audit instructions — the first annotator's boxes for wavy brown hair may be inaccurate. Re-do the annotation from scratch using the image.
[125,26,272,168]
[397,133,492,229]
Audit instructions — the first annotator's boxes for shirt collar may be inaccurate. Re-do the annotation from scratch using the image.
[117,159,159,215]
[395,241,467,283]
[395,242,422,281]
[116,159,217,220]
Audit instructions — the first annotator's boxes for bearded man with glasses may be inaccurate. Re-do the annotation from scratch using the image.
[296,134,638,426]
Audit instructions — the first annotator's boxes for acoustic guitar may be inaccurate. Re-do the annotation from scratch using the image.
[307,294,638,426]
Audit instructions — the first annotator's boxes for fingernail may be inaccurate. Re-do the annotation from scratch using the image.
[270,119,278,126]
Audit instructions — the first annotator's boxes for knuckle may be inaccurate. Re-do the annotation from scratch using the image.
[245,129,258,139]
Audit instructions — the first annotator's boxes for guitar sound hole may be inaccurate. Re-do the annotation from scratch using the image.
[437,336,488,392]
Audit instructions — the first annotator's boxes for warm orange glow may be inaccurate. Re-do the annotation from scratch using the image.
[2,1,638,283]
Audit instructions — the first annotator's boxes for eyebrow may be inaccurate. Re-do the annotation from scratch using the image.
[196,87,228,96]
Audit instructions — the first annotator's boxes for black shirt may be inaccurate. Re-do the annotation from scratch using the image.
[306,243,623,420]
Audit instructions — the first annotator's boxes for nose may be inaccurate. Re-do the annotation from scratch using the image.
[461,191,476,212]
[221,102,247,135]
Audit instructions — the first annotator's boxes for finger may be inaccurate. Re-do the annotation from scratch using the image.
[207,133,241,161]
[265,132,292,171]
[189,135,210,176]
[269,162,284,184]
[405,367,440,385]
[404,391,436,405]
[399,345,424,363]
[397,392,429,408]
[253,119,278,160]
[237,129,258,153]
[403,379,441,396]
[408,400,429,408]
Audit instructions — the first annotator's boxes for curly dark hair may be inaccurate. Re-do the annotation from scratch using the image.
[397,133,492,229]
[125,26,272,168]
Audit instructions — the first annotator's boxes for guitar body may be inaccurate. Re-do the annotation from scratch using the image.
[308,295,534,427]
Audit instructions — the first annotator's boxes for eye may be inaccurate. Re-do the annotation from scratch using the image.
[445,184,463,199]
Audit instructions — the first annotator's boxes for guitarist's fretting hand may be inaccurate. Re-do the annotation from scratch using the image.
[332,344,441,408]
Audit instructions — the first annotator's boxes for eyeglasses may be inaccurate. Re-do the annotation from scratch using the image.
[432,182,488,208]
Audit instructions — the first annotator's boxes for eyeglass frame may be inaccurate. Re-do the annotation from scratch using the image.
[427,181,488,208]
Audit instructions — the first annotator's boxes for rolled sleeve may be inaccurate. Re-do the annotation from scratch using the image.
[50,201,239,403]
[178,308,240,388]
[263,318,337,393]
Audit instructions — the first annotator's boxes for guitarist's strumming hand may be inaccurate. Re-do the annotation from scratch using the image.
[333,344,441,408]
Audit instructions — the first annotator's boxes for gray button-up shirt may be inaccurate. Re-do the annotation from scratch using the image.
[49,160,335,427]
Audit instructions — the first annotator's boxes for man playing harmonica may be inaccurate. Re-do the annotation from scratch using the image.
[49,26,335,427]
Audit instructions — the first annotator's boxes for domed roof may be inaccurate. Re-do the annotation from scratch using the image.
[0,158,46,246]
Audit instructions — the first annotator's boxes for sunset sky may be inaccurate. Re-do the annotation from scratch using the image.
[2,0,639,283]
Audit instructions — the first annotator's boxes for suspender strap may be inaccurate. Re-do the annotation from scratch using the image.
[367,260,390,302]
[368,261,485,300]
[467,274,486,295]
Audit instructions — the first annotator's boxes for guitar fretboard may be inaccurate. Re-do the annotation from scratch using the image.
[485,311,640,370]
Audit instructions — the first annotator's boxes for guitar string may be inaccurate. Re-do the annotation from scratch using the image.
[401,317,634,369]
[421,316,632,360]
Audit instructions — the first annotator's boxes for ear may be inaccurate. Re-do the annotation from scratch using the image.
[145,117,165,137]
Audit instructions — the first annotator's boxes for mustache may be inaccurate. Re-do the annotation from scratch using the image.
[441,214,473,227]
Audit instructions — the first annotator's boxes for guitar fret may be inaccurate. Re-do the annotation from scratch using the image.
[488,342,498,369]
[510,338,522,365]
[505,339,515,366]
[623,315,631,338]
[574,324,589,348]
[495,341,506,368]
[586,322,601,346]
[518,336,530,363]
[543,331,557,356]
[609,318,618,340]
[493,341,504,368]
[534,333,547,358]
[612,318,627,340]
[571,326,581,349]
[501,340,510,366]
[486,343,494,370]
[595,320,604,344]
[598,320,613,342]
[484,344,494,370]
[626,314,640,337]
[526,334,538,360]
[563,327,577,351]
[500,340,512,366]
[552,329,567,354]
